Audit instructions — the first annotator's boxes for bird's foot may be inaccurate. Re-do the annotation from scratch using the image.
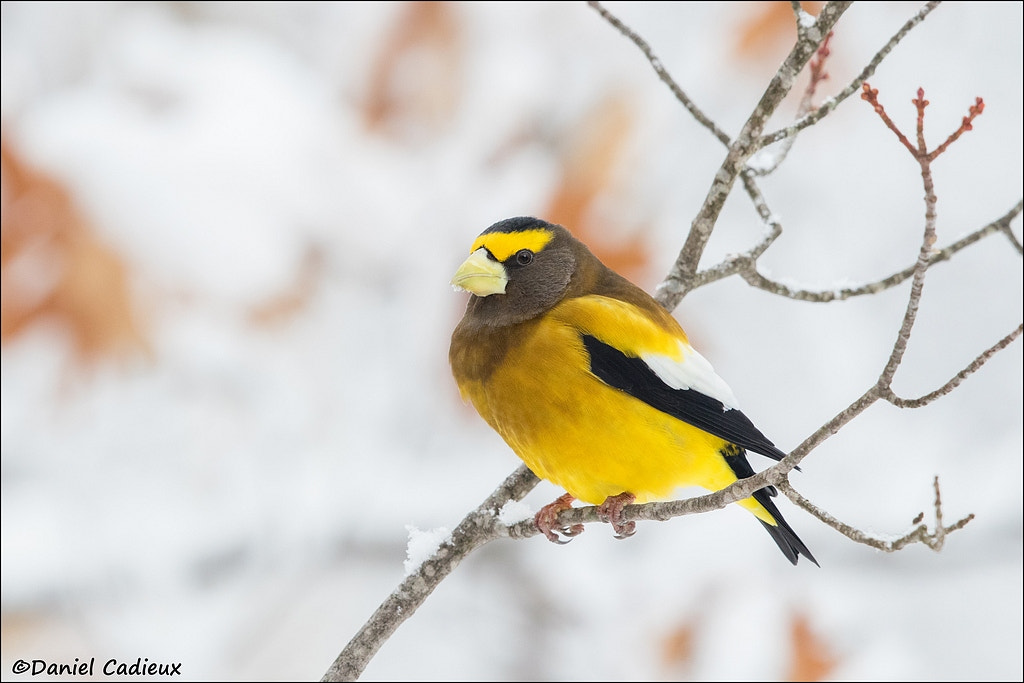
[597,492,636,539]
[534,493,584,544]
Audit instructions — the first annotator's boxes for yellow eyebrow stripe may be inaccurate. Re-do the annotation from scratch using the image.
[470,229,554,262]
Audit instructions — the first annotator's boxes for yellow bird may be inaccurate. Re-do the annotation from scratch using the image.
[449,217,816,565]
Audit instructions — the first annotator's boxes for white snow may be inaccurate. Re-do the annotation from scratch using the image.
[497,500,534,526]
[403,526,452,577]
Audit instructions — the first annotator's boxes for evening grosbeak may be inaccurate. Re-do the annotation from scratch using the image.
[449,217,816,565]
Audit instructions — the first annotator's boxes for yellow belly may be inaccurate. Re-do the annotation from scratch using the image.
[461,315,753,510]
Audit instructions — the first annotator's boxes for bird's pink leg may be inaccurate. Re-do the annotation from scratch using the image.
[598,492,637,539]
[534,493,585,544]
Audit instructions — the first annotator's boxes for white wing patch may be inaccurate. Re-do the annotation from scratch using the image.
[640,340,740,411]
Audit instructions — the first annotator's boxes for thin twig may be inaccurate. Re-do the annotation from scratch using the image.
[690,201,1022,297]
[760,1,943,148]
[586,1,731,146]
[1001,220,1024,254]
[884,325,1023,408]
[778,478,974,552]
[929,97,985,160]
[655,1,852,310]
[789,0,805,27]
[860,84,918,155]
[750,31,834,176]
[863,84,987,389]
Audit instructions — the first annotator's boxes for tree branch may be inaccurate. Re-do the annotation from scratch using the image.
[778,477,974,552]
[320,466,539,682]
[883,324,1024,408]
[749,31,834,176]
[586,1,731,146]
[713,201,1022,301]
[759,1,943,148]
[655,1,852,310]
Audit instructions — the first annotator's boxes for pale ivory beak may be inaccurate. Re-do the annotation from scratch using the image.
[450,248,507,296]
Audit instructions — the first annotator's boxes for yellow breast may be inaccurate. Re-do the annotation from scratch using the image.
[457,302,739,506]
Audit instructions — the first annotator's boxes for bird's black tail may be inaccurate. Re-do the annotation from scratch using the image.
[722,445,818,567]
[752,488,818,566]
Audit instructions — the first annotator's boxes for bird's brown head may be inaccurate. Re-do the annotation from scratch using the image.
[451,217,587,327]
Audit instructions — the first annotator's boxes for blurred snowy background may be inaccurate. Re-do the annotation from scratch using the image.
[2,2,1021,681]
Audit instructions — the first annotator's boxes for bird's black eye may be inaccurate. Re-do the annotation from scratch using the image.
[515,249,534,266]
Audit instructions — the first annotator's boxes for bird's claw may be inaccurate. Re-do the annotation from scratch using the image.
[536,492,638,542]
[611,521,636,539]
[535,494,582,544]
[598,492,637,539]
[545,523,585,544]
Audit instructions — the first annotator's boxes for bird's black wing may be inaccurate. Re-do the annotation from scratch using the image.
[582,335,788,462]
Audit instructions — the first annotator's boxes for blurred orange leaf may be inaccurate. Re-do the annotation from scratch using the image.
[734,2,823,62]
[660,619,696,672]
[787,611,838,682]
[659,604,838,681]
[247,244,324,327]
[363,1,462,141]
[544,93,652,285]
[1,138,148,362]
